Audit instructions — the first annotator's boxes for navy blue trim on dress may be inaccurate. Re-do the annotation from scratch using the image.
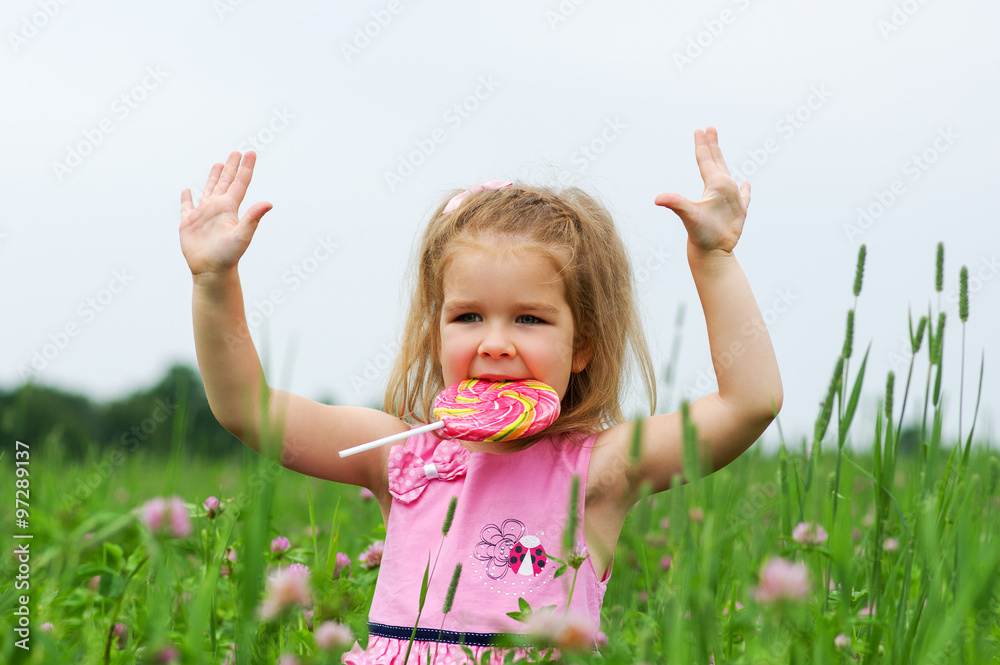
[366,622,537,648]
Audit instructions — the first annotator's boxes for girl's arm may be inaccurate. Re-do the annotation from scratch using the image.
[181,152,408,494]
[590,128,782,504]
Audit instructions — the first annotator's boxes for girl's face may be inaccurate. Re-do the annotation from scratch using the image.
[438,246,590,402]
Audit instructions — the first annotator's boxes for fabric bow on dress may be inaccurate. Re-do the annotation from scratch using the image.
[387,438,470,503]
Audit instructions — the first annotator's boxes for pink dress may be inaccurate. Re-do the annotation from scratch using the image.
[342,429,611,664]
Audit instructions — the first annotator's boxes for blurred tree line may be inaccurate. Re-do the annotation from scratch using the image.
[1,362,930,460]
[0,364,335,459]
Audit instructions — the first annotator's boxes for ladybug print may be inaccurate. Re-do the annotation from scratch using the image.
[474,519,549,580]
[508,535,547,577]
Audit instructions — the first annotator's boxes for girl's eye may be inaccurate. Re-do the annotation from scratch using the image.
[453,313,544,324]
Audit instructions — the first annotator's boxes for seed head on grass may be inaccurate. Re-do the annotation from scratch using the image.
[442,496,457,536]
[885,372,895,420]
[442,563,462,614]
[931,312,946,365]
[935,242,944,292]
[853,245,866,296]
[563,475,580,555]
[814,356,844,447]
[911,315,928,354]
[842,309,854,359]
[959,266,969,322]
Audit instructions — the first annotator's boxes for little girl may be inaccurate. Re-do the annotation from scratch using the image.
[179,127,782,664]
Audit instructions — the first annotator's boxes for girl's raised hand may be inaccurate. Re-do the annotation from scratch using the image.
[654,127,750,255]
[180,151,273,278]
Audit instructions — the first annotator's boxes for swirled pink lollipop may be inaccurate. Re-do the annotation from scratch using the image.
[339,379,560,457]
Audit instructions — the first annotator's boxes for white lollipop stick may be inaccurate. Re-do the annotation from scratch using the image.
[339,421,446,458]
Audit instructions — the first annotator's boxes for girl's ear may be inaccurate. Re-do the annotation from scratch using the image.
[572,338,592,374]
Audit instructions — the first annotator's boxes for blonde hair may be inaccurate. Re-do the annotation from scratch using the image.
[384,183,657,442]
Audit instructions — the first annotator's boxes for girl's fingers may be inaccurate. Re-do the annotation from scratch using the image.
[202,162,223,199]
[693,129,716,185]
[212,151,242,196]
[228,151,257,205]
[240,201,273,231]
[705,127,731,175]
[740,180,751,208]
[181,188,193,216]
[654,192,693,218]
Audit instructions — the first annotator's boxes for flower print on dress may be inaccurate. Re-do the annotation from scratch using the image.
[474,519,526,580]
[474,519,549,580]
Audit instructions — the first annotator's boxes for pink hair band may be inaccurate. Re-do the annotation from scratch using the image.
[443,180,513,214]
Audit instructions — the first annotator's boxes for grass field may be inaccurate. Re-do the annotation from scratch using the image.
[2,245,998,664]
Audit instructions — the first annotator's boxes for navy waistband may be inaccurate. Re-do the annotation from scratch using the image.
[366,621,537,648]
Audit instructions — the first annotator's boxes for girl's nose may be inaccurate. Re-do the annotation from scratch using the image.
[478,325,515,359]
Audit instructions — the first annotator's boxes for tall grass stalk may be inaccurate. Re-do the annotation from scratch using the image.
[433,563,463,663]
[402,497,457,665]
[957,265,968,446]
[234,376,283,663]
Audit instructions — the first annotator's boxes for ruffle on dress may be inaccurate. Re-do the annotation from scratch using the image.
[342,635,540,665]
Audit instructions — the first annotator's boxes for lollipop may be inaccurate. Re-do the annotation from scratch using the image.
[338,379,561,457]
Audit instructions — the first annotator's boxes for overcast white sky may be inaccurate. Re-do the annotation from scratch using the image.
[3,1,997,448]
